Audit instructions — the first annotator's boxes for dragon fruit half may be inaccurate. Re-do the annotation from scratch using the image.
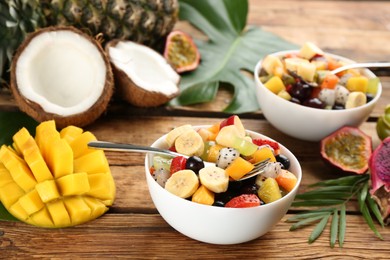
[369,137,390,225]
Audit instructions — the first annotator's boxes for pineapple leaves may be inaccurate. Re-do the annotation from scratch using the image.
[0,111,37,222]
[287,174,384,248]
[171,0,297,113]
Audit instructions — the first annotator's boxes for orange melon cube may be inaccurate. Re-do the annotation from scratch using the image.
[275,170,297,192]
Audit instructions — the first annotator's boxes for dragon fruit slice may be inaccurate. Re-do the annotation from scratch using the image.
[369,137,390,224]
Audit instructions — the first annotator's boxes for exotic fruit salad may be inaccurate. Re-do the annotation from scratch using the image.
[0,121,115,228]
[259,42,380,110]
[149,116,298,208]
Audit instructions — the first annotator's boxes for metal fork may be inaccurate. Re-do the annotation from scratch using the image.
[88,141,270,181]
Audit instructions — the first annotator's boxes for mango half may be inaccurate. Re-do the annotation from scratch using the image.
[0,120,115,228]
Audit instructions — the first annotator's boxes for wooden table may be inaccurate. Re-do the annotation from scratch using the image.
[1,0,390,258]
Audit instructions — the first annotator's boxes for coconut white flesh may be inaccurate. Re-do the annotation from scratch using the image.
[108,41,180,96]
[16,30,106,116]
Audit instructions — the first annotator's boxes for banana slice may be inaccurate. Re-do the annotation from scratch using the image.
[165,170,199,198]
[174,130,204,157]
[165,124,193,147]
[345,92,367,109]
[199,166,229,193]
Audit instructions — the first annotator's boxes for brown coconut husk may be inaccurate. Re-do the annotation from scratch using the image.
[10,26,114,128]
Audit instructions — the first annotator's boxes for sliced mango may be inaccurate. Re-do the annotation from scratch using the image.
[346,76,368,93]
[56,172,90,196]
[35,180,60,203]
[0,120,115,228]
[0,182,25,208]
[251,147,276,164]
[47,200,71,227]
[13,127,53,182]
[60,125,83,144]
[64,196,91,225]
[74,150,110,174]
[225,157,255,181]
[18,189,44,215]
[192,185,215,205]
[0,145,37,192]
[70,131,97,159]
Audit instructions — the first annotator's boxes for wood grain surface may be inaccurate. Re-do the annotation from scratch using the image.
[1,0,390,259]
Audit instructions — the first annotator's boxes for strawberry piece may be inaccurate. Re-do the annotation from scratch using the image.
[168,146,177,152]
[225,194,261,208]
[170,156,187,174]
[252,139,280,152]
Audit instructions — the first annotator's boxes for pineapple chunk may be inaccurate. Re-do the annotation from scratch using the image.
[284,57,309,72]
[299,42,324,60]
[60,125,83,144]
[35,180,60,203]
[56,172,90,196]
[47,200,71,227]
[297,61,317,82]
[70,131,97,159]
[262,54,284,75]
[64,196,91,225]
[18,189,45,215]
[74,150,110,174]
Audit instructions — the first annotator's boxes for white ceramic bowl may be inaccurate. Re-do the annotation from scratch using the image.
[254,50,382,142]
[145,126,302,245]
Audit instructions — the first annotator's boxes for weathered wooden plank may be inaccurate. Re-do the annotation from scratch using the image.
[1,214,388,259]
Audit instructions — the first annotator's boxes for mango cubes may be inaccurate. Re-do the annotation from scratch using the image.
[0,120,116,228]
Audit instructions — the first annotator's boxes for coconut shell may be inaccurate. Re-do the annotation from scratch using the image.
[106,40,179,107]
[10,26,114,128]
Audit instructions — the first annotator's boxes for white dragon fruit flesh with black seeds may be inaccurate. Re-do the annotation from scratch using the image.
[369,137,390,225]
[216,147,239,169]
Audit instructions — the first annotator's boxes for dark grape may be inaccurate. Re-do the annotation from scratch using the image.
[290,82,312,102]
[213,200,225,207]
[366,93,374,103]
[303,98,325,109]
[239,183,259,195]
[185,156,204,174]
[276,154,290,170]
[332,104,345,110]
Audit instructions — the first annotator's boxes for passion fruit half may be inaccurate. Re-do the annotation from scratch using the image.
[320,126,372,174]
[164,30,200,73]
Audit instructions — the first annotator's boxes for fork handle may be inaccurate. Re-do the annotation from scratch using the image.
[88,141,184,158]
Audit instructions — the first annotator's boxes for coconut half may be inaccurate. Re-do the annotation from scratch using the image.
[10,26,114,128]
[107,40,180,107]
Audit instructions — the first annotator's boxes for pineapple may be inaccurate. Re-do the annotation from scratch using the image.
[0,0,179,85]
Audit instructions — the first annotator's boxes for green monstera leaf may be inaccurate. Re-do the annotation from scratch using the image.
[172,0,297,113]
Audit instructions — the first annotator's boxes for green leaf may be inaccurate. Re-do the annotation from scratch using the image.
[0,111,37,221]
[308,214,331,243]
[294,192,350,200]
[361,203,383,240]
[0,111,37,146]
[330,209,338,248]
[366,195,385,227]
[310,175,368,187]
[292,199,345,207]
[358,182,369,211]
[289,215,326,231]
[339,204,346,247]
[287,209,334,222]
[172,0,297,113]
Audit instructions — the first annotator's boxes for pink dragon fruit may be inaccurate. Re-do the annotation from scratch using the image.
[369,137,390,225]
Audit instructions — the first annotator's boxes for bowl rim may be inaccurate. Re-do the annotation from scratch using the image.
[145,125,302,211]
[254,50,382,113]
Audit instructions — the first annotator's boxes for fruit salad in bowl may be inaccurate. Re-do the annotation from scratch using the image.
[254,42,382,141]
[145,116,302,244]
